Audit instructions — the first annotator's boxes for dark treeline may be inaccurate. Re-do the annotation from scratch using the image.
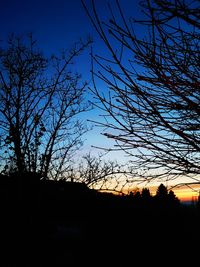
[0,172,199,266]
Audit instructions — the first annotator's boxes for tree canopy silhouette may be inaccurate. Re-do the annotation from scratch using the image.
[82,0,200,186]
[0,34,91,178]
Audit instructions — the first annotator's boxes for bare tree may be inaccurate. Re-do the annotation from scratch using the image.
[69,153,133,193]
[0,34,91,179]
[82,0,200,185]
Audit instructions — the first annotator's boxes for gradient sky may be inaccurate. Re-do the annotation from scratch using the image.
[0,0,141,162]
[1,0,198,201]
[0,0,140,78]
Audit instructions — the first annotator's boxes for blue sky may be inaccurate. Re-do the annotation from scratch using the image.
[0,0,141,162]
[1,0,199,200]
[0,0,141,81]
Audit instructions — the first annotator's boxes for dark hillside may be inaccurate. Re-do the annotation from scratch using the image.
[0,173,199,266]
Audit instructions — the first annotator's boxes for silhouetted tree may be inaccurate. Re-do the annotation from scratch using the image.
[168,190,180,206]
[70,153,133,191]
[129,189,140,199]
[156,184,168,200]
[82,0,200,185]
[155,183,180,210]
[141,187,152,209]
[134,190,141,199]
[0,34,91,178]
[141,188,151,200]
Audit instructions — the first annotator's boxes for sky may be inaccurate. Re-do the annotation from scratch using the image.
[0,0,140,161]
[0,0,139,76]
[1,0,199,201]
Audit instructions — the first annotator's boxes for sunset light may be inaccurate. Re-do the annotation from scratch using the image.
[0,0,200,265]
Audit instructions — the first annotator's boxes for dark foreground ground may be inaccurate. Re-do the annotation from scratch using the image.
[0,174,199,266]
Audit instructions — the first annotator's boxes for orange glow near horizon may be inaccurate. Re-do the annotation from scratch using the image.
[172,187,199,202]
[96,176,200,203]
[121,183,200,203]
[148,184,200,202]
